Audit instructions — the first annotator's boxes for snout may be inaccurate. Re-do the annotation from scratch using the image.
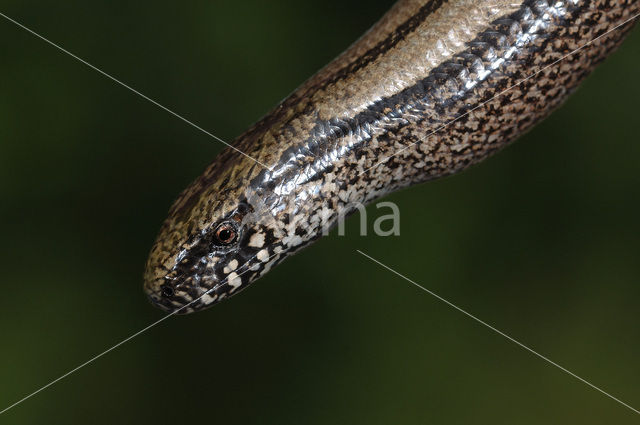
[144,269,228,314]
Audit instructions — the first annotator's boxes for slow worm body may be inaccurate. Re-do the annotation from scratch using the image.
[144,0,639,313]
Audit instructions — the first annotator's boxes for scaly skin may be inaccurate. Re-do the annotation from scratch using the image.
[144,0,639,313]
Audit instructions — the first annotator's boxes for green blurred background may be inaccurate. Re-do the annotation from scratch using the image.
[1,1,639,423]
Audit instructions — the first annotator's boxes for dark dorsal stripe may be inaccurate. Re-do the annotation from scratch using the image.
[313,0,449,91]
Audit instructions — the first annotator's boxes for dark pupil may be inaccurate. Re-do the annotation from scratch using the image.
[218,228,233,242]
[161,285,175,298]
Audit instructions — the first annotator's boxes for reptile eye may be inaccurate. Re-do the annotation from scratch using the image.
[214,222,237,245]
[161,284,175,298]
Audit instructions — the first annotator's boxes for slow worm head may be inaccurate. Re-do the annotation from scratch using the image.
[144,0,639,314]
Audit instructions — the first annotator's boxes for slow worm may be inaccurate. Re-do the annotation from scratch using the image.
[144,0,639,313]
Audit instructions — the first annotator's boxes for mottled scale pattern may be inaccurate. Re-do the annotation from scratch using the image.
[145,0,639,313]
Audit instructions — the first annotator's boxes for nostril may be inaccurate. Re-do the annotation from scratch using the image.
[161,284,175,298]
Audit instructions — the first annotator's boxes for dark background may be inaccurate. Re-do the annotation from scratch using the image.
[1,1,639,423]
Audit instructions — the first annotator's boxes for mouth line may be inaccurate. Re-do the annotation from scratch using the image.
[152,272,229,313]
[150,249,280,314]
